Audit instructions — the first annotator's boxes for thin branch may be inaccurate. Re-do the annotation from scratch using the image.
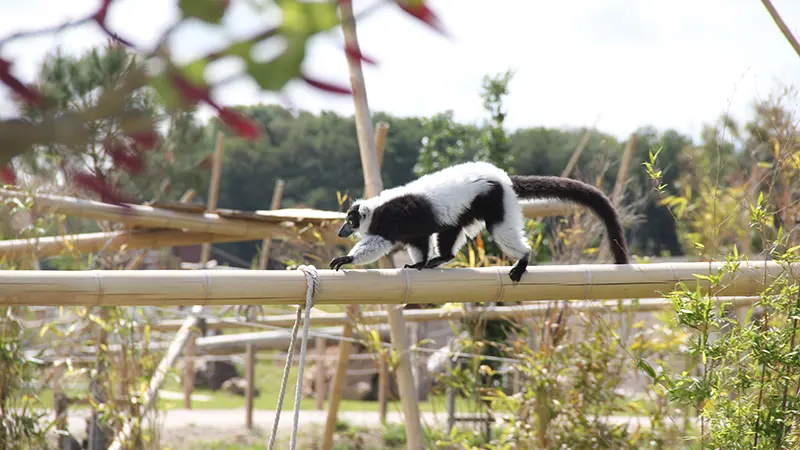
[0,15,94,49]
[760,0,800,59]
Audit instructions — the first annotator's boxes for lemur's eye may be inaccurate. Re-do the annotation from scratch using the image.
[347,219,354,226]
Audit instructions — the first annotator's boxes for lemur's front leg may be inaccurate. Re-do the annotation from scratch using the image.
[330,235,394,271]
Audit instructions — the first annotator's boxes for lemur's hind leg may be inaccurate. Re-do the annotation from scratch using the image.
[487,220,531,283]
[424,227,465,268]
[404,236,430,270]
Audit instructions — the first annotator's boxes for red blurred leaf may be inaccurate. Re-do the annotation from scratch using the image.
[72,171,132,205]
[105,140,145,174]
[301,75,352,95]
[0,58,45,108]
[169,72,213,106]
[396,1,446,35]
[344,44,378,66]
[128,130,160,150]
[0,166,17,186]
[93,0,113,24]
[218,108,261,141]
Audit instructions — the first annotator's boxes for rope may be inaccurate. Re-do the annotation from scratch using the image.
[267,265,319,450]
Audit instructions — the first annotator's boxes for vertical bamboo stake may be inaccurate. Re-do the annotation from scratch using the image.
[88,308,109,450]
[109,188,223,450]
[52,365,68,450]
[597,132,636,262]
[185,134,225,409]
[374,121,391,420]
[245,343,256,429]
[199,131,226,265]
[183,340,196,409]
[322,3,423,448]
[315,336,327,410]
[375,122,389,168]
[561,127,593,178]
[378,354,389,424]
[258,179,285,270]
[610,132,636,206]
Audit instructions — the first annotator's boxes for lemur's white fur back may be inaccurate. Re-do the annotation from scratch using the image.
[357,161,515,229]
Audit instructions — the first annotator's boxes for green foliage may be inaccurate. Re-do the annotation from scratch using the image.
[0,309,49,449]
[413,110,481,176]
[476,70,515,172]
[433,311,686,449]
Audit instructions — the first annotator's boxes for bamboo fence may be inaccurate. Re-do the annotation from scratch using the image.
[148,296,758,332]
[0,261,794,307]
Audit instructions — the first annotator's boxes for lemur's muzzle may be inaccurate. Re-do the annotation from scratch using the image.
[338,222,354,238]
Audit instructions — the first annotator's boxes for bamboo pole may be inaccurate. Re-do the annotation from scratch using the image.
[199,131,225,264]
[597,132,636,262]
[110,137,226,450]
[107,304,205,450]
[760,0,800,59]
[0,188,308,238]
[0,202,565,262]
[0,226,311,261]
[324,2,423,446]
[149,296,758,332]
[257,179,285,270]
[375,122,389,168]
[245,343,255,430]
[610,132,636,205]
[183,336,196,409]
[0,261,790,306]
[373,121,392,422]
[315,336,327,410]
[561,127,594,178]
[185,134,225,409]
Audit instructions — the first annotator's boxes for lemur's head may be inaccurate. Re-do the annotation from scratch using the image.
[338,200,372,238]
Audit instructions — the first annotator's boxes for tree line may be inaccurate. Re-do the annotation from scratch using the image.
[8,44,797,267]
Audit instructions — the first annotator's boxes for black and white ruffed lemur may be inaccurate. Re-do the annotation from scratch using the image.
[329,161,628,283]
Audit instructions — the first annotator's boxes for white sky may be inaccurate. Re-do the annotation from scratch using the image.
[1,0,799,142]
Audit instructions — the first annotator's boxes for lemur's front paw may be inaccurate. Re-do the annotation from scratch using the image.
[404,262,426,270]
[329,256,354,271]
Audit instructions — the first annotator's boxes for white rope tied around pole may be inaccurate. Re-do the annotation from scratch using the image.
[267,265,319,450]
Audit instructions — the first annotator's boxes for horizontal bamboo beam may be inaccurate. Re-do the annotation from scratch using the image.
[0,227,308,261]
[150,296,758,331]
[0,188,328,237]
[520,200,574,217]
[33,325,391,360]
[0,261,793,306]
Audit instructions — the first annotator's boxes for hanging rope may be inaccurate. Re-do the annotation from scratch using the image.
[267,264,319,450]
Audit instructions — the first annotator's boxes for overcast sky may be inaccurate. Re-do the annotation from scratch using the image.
[1,0,799,142]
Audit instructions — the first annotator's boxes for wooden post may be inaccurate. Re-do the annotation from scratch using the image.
[87,307,109,450]
[245,343,256,429]
[597,132,636,263]
[315,336,327,410]
[199,131,225,265]
[446,339,456,434]
[183,338,196,410]
[378,354,389,424]
[109,187,224,450]
[610,132,636,206]
[323,3,423,448]
[52,364,69,450]
[258,179,285,270]
[375,122,389,168]
[184,134,225,409]
[560,126,594,178]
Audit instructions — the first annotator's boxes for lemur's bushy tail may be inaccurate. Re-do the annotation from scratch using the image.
[510,175,629,264]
